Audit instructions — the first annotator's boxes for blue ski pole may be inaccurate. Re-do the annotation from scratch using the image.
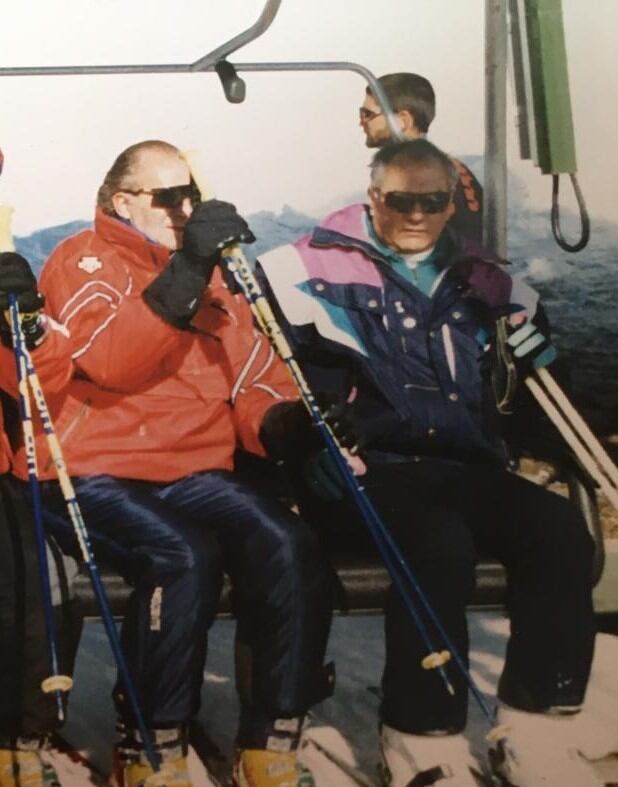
[8,299,162,774]
[8,295,73,721]
[220,245,503,733]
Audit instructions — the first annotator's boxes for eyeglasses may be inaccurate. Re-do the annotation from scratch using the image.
[122,183,199,209]
[359,106,383,121]
[377,190,452,215]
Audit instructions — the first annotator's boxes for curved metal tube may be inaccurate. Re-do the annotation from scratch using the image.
[231,60,403,140]
[190,0,283,70]
[551,173,591,253]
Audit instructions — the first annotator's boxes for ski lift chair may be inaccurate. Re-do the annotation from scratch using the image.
[2,0,606,625]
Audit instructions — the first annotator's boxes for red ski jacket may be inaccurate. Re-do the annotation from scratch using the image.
[0,319,74,473]
[12,209,298,482]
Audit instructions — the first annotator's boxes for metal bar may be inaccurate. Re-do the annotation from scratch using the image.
[484,0,508,257]
[0,0,282,77]
[0,64,191,76]
[190,0,283,70]
[0,58,403,142]
[231,61,403,139]
[508,0,536,160]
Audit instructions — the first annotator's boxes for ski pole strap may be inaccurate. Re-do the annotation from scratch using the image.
[492,315,518,414]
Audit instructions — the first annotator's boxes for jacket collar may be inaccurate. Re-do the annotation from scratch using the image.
[94,208,170,271]
[308,202,512,307]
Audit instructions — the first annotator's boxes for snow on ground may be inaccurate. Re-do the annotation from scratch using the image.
[55,612,618,786]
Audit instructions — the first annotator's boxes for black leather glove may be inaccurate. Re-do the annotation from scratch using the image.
[0,252,44,312]
[317,394,366,455]
[491,314,557,414]
[259,394,366,464]
[0,252,46,348]
[142,251,209,329]
[259,401,321,463]
[506,319,556,372]
[142,200,255,329]
[182,199,255,263]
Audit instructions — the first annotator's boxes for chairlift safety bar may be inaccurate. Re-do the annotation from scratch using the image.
[0,0,403,141]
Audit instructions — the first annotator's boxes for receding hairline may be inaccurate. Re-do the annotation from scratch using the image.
[126,142,186,179]
[96,139,188,212]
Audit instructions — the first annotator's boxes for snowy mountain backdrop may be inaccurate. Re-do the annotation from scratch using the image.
[15,158,618,434]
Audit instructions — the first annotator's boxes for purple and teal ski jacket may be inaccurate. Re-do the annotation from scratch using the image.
[257,203,546,466]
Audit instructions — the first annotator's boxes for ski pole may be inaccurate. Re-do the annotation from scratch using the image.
[8,296,73,721]
[526,374,618,511]
[535,367,618,493]
[13,326,161,774]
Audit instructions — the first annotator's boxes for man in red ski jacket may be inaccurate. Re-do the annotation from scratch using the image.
[26,140,331,787]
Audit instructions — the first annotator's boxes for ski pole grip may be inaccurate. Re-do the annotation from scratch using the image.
[0,205,15,252]
[181,149,211,202]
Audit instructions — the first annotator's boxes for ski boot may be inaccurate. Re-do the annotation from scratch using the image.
[110,725,192,787]
[233,749,314,787]
[488,705,604,786]
[0,737,60,787]
[233,713,314,787]
[378,725,480,787]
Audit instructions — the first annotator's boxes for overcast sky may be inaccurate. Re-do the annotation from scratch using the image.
[0,0,615,237]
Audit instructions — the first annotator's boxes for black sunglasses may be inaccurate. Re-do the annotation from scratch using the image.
[381,190,452,215]
[123,182,201,209]
[359,106,383,121]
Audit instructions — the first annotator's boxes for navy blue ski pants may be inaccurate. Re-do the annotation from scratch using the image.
[41,470,332,741]
[303,459,596,734]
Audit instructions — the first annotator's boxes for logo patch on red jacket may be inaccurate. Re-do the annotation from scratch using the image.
[77,255,103,274]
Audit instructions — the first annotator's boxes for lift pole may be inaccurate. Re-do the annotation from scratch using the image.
[485,0,508,258]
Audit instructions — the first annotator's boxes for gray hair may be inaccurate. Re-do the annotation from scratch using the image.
[370,138,458,191]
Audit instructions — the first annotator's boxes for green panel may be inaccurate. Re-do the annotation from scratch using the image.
[525,0,577,174]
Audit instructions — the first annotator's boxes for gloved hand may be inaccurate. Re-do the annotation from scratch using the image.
[260,399,366,501]
[506,318,557,373]
[259,392,367,464]
[492,314,557,414]
[259,401,320,463]
[182,199,255,271]
[301,449,347,501]
[142,200,255,329]
[318,393,366,455]
[0,252,45,312]
[0,252,46,348]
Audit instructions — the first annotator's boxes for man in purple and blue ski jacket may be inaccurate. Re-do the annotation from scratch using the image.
[256,138,597,787]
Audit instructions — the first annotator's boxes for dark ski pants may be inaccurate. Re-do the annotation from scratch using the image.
[0,474,81,740]
[308,460,596,734]
[41,470,332,743]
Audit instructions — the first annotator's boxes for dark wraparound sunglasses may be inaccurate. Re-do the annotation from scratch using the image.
[123,181,201,209]
[381,190,452,215]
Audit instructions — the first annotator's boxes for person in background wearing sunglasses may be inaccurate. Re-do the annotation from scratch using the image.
[257,138,597,786]
[17,140,334,787]
[359,72,483,244]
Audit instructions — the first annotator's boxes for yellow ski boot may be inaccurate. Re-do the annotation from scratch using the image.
[0,743,59,787]
[112,757,191,787]
[111,726,192,787]
[233,749,314,787]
